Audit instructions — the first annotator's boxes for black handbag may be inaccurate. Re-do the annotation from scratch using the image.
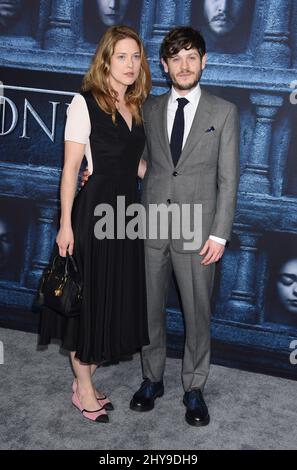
[38,251,83,317]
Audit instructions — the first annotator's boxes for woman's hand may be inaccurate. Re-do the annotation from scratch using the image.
[56,225,74,257]
[138,158,147,179]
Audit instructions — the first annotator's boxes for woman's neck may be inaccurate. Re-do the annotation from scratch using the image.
[109,77,127,104]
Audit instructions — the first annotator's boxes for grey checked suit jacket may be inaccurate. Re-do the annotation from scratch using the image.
[141,88,240,253]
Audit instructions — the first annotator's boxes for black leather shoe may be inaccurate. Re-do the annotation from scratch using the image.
[183,389,210,426]
[130,379,164,412]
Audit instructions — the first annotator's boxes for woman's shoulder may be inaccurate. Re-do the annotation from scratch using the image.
[78,89,105,114]
[65,93,91,142]
[68,91,99,117]
[68,92,88,108]
[79,89,94,102]
[66,90,95,110]
[79,90,112,123]
[66,94,90,122]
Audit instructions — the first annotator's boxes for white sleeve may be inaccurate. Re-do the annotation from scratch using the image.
[209,235,226,246]
[64,94,91,144]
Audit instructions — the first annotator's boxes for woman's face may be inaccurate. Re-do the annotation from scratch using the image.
[96,0,130,26]
[277,258,297,314]
[109,37,141,90]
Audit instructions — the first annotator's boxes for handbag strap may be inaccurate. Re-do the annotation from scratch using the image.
[51,254,61,271]
[62,251,79,276]
[50,252,79,276]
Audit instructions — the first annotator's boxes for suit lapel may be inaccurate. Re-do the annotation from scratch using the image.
[149,89,213,169]
[176,89,213,169]
[150,92,173,168]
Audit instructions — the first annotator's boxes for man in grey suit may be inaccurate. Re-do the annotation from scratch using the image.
[130,26,240,426]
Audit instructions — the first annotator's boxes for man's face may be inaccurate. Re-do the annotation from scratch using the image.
[277,259,297,315]
[203,0,245,36]
[162,48,206,92]
[0,0,21,29]
[96,0,130,26]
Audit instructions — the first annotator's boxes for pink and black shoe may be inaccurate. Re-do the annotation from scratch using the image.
[72,391,109,423]
[72,379,114,411]
[97,394,114,411]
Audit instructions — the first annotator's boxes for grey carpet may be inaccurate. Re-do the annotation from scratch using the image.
[0,327,296,450]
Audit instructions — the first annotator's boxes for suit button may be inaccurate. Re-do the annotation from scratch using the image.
[173,171,178,176]
[167,199,171,204]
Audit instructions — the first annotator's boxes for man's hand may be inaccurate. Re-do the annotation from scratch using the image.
[199,239,225,265]
[81,168,90,187]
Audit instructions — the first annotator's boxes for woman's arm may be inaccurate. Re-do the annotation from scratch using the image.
[56,141,85,257]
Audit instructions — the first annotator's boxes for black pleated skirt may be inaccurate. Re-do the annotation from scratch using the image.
[38,174,149,364]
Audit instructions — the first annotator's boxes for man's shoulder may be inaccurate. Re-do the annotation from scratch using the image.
[143,92,169,112]
[203,89,237,114]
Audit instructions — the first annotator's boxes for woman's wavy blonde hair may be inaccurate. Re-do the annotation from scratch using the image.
[82,25,151,125]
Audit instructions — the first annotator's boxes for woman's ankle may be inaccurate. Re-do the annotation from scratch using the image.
[76,381,94,396]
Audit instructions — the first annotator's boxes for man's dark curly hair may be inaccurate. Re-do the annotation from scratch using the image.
[160,26,206,62]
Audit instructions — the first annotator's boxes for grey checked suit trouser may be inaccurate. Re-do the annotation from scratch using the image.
[140,88,240,392]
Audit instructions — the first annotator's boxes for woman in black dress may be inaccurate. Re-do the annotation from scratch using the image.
[39,25,151,423]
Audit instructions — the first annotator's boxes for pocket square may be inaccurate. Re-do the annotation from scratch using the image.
[205,126,215,132]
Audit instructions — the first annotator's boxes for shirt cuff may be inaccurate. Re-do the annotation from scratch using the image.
[209,235,226,246]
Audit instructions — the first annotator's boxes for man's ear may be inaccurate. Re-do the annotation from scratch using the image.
[201,53,207,70]
[161,58,169,74]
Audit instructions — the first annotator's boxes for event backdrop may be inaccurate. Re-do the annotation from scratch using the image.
[0,0,297,378]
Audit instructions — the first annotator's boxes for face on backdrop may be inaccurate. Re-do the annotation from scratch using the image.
[109,37,141,90]
[0,219,15,273]
[161,48,206,93]
[0,0,21,29]
[203,0,246,36]
[96,0,130,26]
[277,258,297,315]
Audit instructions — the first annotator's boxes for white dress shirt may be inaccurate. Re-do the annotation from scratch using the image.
[167,84,226,246]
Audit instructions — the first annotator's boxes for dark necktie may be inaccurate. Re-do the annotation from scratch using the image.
[170,97,189,167]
